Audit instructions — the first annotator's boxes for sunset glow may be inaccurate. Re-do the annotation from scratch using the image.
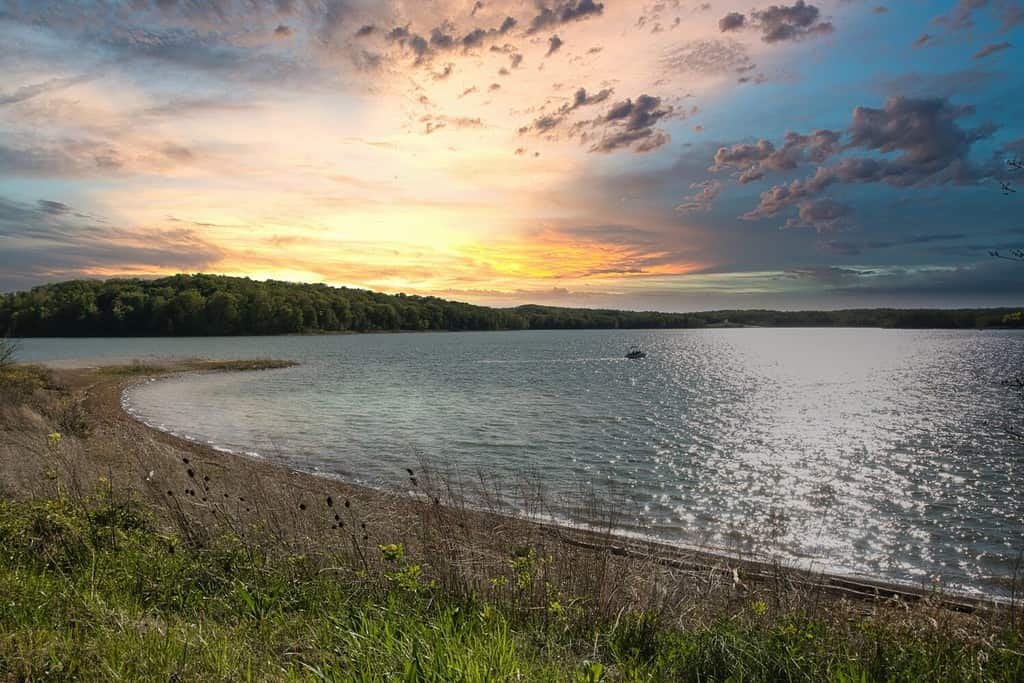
[1,0,1022,308]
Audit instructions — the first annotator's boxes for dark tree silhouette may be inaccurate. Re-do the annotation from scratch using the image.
[993,159,1024,262]
[996,157,1023,439]
[0,337,16,370]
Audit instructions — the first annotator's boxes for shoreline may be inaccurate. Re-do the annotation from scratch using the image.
[97,360,1006,613]
[10,325,1024,343]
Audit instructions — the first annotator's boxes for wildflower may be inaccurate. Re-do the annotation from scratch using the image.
[47,432,62,449]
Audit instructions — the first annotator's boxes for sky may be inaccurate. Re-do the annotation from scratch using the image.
[1,0,1023,310]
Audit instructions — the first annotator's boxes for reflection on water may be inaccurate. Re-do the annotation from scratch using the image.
[18,329,1024,595]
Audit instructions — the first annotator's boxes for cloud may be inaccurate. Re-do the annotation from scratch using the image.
[913,33,935,48]
[718,12,746,32]
[518,86,614,135]
[0,140,123,178]
[973,41,1012,59]
[676,180,721,212]
[732,96,999,222]
[546,34,564,56]
[784,198,851,231]
[783,266,874,285]
[712,130,841,182]
[929,1,1022,36]
[36,200,72,215]
[661,38,754,75]
[932,0,990,31]
[420,114,484,134]
[588,95,674,153]
[819,232,967,255]
[719,1,834,44]
[0,195,225,291]
[0,74,95,107]
[382,14,518,63]
[527,0,605,35]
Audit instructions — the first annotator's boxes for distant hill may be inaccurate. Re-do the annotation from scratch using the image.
[1,274,1021,336]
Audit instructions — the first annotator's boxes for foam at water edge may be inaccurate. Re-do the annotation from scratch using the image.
[122,386,263,460]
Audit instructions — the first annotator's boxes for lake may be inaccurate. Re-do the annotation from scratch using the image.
[14,329,1024,596]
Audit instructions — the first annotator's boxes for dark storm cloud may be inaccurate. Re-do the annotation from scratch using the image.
[526,0,605,35]
[718,1,834,44]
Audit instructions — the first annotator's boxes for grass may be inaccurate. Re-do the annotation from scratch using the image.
[1,359,1023,681]
[0,493,1021,682]
[94,358,298,376]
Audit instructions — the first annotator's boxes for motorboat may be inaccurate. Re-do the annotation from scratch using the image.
[625,346,646,359]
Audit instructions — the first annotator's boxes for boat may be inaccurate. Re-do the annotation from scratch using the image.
[625,346,646,360]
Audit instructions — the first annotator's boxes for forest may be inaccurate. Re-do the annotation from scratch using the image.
[0,274,1021,336]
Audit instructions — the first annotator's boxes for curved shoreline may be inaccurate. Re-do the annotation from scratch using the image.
[93,360,1008,613]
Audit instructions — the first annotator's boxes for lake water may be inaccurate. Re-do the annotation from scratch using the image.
[15,329,1024,596]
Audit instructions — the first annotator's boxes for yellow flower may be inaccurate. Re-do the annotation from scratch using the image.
[47,432,62,449]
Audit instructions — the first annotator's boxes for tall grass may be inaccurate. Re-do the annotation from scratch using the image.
[1,361,1023,681]
[1,492,1022,682]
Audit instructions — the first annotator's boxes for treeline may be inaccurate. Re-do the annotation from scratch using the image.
[0,275,1021,336]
